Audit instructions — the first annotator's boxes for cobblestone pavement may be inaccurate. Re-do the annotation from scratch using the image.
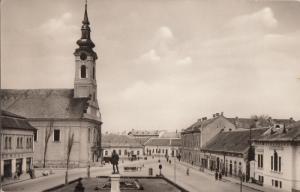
[3,157,261,192]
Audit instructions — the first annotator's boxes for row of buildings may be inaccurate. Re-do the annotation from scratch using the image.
[180,113,300,192]
[101,131,181,161]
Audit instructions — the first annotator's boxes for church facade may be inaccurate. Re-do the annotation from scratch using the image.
[1,3,102,168]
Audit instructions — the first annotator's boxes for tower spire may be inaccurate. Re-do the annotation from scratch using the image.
[83,0,89,25]
[75,0,97,59]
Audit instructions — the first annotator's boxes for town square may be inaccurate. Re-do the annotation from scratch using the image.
[1,0,300,191]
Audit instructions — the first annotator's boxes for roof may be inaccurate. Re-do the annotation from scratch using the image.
[102,134,143,148]
[227,117,295,129]
[1,89,89,119]
[253,121,300,143]
[159,131,180,138]
[134,137,151,145]
[1,110,36,131]
[144,138,181,147]
[182,115,227,134]
[128,129,162,137]
[202,128,267,154]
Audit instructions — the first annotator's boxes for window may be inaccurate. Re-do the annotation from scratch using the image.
[20,137,23,148]
[124,150,127,155]
[93,67,95,79]
[8,137,12,149]
[17,137,19,148]
[54,129,60,142]
[137,151,140,155]
[258,154,263,168]
[34,130,38,142]
[81,65,87,78]
[271,150,281,172]
[4,137,8,149]
[105,150,108,156]
[88,128,90,142]
[119,150,122,155]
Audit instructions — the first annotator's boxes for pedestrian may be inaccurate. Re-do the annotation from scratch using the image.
[215,171,218,180]
[218,172,222,180]
[186,168,189,176]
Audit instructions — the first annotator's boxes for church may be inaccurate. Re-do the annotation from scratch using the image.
[1,2,102,168]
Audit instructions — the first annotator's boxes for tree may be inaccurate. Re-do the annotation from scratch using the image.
[250,114,272,128]
[65,130,74,185]
[43,120,53,168]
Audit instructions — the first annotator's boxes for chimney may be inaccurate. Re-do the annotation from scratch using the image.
[221,112,224,116]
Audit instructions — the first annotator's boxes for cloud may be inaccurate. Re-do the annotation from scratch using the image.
[140,49,161,63]
[176,56,192,66]
[228,7,278,35]
[156,26,174,40]
[39,12,77,41]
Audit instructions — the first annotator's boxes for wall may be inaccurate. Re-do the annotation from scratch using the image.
[145,146,180,158]
[31,119,100,168]
[254,142,300,192]
[102,147,144,159]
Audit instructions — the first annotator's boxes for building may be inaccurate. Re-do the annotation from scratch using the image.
[1,110,36,179]
[144,138,181,157]
[201,128,267,180]
[253,122,300,192]
[1,2,102,168]
[181,113,236,165]
[102,134,144,160]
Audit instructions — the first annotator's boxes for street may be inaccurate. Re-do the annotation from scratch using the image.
[3,158,259,192]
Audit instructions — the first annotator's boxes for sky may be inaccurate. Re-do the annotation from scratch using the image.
[1,0,300,133]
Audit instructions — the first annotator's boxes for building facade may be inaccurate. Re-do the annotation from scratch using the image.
[181,113,236,165]
[201,128,267,180]
[1,110,36,179]
[144,138,181,158]
[102,134,144,160]
[253,122,300,192]
[1,3,102,168]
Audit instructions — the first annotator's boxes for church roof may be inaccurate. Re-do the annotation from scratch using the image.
[1,89,89,119]
[1,110,36,131]
[202,128,267,154]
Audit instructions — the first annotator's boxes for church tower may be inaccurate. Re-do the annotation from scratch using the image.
[74,1,98,103]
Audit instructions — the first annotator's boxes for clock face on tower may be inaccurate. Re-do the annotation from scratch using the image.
[80,53,87,61]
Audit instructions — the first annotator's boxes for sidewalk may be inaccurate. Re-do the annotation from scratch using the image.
[177,160,275,192]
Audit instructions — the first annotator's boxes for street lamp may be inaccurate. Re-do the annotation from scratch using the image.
[238,166,243,192]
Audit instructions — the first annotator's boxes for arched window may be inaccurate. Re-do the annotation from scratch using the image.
[274,150,278,171]
[81,65,87,78]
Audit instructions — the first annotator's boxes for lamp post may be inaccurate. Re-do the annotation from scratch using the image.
[0,0,4,190]
[238,166,243,192]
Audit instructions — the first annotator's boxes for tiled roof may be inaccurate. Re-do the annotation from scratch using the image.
[227,117,295,129]
[182,116,223,134]
[202,128,267,154]
[1,89,89,119]
[128,129,161,136]
[144,138,181,147]
[134,137,151,145]
[102,134,143,148]
[254,121,300,142]
[1,110,36,131]
[159,131,180,138]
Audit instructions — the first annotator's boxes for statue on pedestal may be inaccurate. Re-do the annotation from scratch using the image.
[111,150,119,174]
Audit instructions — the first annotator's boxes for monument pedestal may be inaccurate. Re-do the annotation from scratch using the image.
[110,174,121,192]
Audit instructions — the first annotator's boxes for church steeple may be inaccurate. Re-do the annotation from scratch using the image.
[74,0,98,101]
[75,0,97,59]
